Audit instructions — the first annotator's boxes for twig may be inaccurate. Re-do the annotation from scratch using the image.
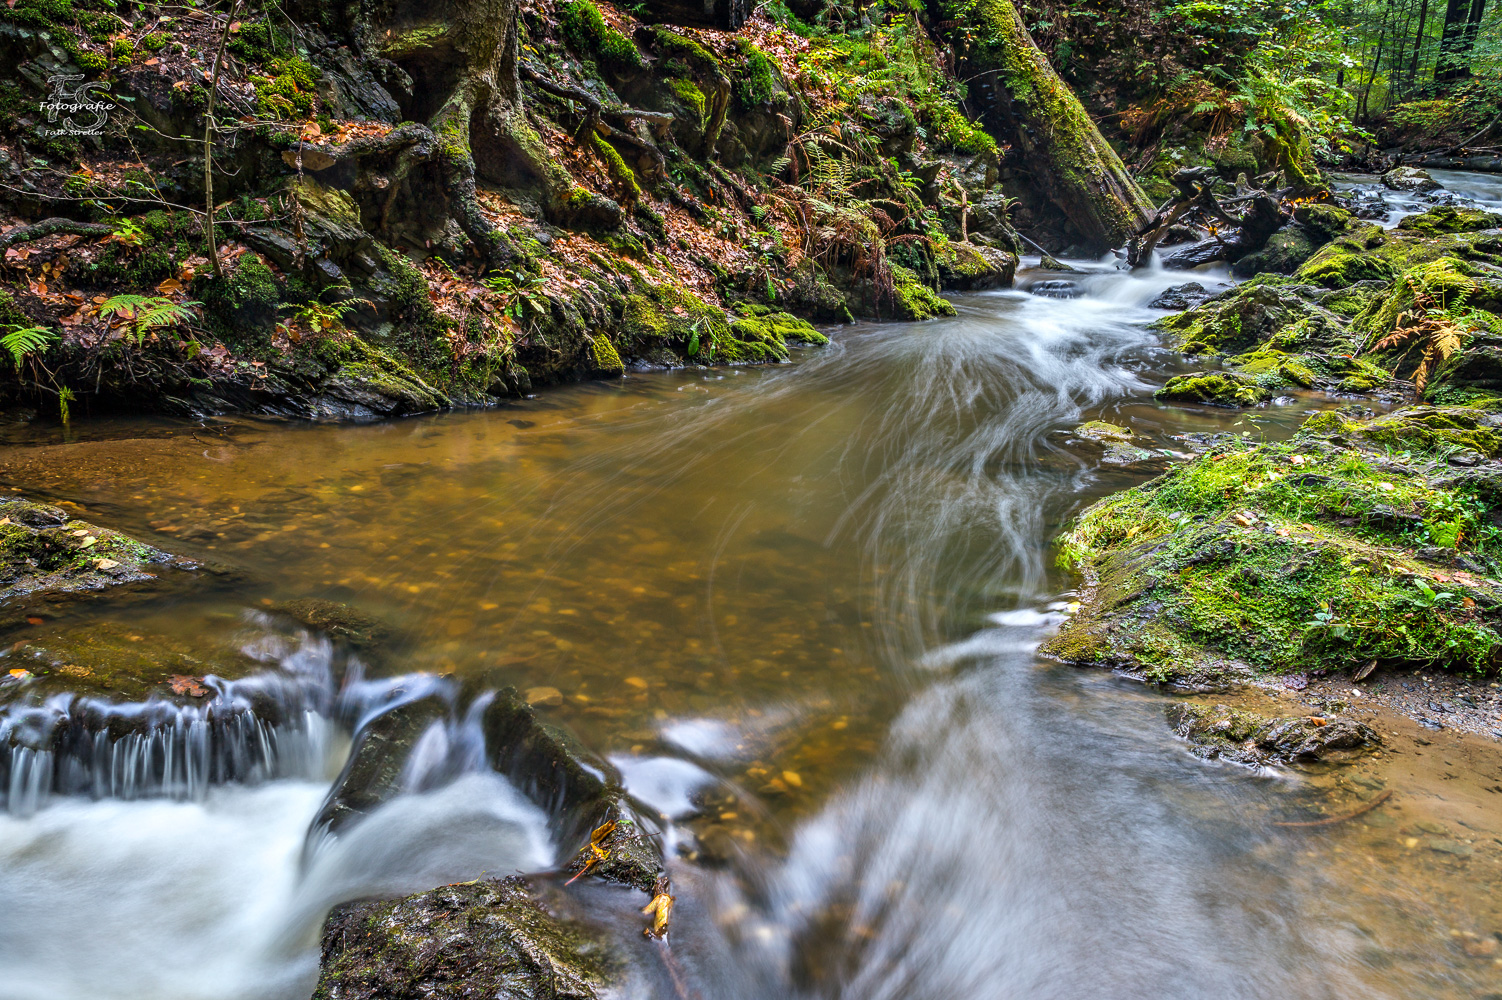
[1272,789,1392,829]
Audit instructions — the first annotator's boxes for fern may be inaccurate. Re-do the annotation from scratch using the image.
[1,325,58,368]
[99,294,199,344]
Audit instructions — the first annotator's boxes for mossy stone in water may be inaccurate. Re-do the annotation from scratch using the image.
[1043,406,1502,687]
[0,499,192,605]
[1156,371,1272,408]
[1166,702,1380,766]
[314,876,615,1000]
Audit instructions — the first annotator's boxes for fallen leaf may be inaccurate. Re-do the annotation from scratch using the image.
[25,616,43,625]
[782,770,803,788]
[7,668,30,680]
[80,536,98,548]
[641,879,674,939]
[168,675,209,697]
[95,558,120,570]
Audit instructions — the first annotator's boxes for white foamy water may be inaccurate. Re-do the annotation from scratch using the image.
[0,772,553,1000]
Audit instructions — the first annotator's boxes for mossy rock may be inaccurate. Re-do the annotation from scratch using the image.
[1156,371,1273,408]
[888,264,956,320]
[730,309,828,349]
[1231,224,1320,278]
[1397,205,1502,236]
[935,242,1017,290]
[588,334,625,376]
[1072,420,1157,464]
[1043,406,1502,686]
[1152,277,1348,356]
[1166,702,1380,766]
[0,499,192,604]
[313,877,616,1000]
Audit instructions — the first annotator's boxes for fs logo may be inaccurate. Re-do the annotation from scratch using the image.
[41,74,112,136]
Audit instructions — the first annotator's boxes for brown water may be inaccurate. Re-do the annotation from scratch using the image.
[1,265,1500,1000]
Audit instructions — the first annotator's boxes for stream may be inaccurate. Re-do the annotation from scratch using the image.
[1,251,1501,1000]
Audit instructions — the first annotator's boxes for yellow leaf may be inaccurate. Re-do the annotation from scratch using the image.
[641,886,674,939]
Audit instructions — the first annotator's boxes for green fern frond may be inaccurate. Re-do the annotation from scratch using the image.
[0,325,57,368]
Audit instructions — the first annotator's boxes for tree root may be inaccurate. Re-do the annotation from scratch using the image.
[0,218,115,250]
[1272,789,1392,829]
[1127,166,1288,270]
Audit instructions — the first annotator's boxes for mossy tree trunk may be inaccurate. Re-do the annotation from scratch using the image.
[932,0,1152,251]
[288,0,617,264]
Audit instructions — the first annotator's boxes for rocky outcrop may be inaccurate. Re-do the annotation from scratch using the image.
[1166,702,1380,766]
[1043,406,1502,689]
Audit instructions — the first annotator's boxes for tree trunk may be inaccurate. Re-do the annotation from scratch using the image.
[284,0,620,265]
[932,0,1152,252]
[1435,0,1486,82]
[1408,0,1430,87]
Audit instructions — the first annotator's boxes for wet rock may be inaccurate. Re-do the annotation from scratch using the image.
[1165,702,1380,766]
[483,689,664,892]
[1026,279,1081,299]
[1382,167,1440,193]
[1148,282,1212,311]
[313,876,614,1000]
[273,598,395,649]
[308,692,450,843]
[1071,420,1158,465]
[1155,371,1272,408]
[0,499,195,605]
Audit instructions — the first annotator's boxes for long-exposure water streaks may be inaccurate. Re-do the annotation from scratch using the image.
[0,259,1498,1000]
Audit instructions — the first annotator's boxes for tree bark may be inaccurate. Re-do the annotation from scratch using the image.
[1435,0,1486,82]
[932,0,1152,252]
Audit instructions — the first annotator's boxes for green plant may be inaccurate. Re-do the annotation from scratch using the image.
[1,325,57,367]
[481,271,550,325]
[278,299,360,341]
[99,294,198,343]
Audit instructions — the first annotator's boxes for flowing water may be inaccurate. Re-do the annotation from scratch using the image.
[2,257,1501,1000]
[1332,167,1502,227]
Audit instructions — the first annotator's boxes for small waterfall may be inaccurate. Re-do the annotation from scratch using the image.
[0,623,347,816]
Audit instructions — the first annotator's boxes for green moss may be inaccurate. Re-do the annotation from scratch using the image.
[255,58,320,120]
[650,27,718,67]
[560,0,644,74]
[589,333,624,375]
[921,98,998,157]
[1354,258,1480,345]
[1156,371,1272,408]
[732,40,782,107]
[669,78,707,122]
[1045,410,1502,681]
[589,132,640,203]
[890,264,955,320]
[1397,206,1502,236]
[730,310,828,348]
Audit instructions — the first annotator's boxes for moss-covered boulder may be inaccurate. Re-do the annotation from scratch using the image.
[729,305,829,350]
[314,877,615,1000]
[935,242,1018,291]
[1397,205,1502,236]
[1042,406,1502,688]
[1155,371,1273,408]
[1151,277,1355,357]
[0,498,193,604]
[888,264,957,320]
[1166,702,1380,766]
[1072,420,1158,464]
